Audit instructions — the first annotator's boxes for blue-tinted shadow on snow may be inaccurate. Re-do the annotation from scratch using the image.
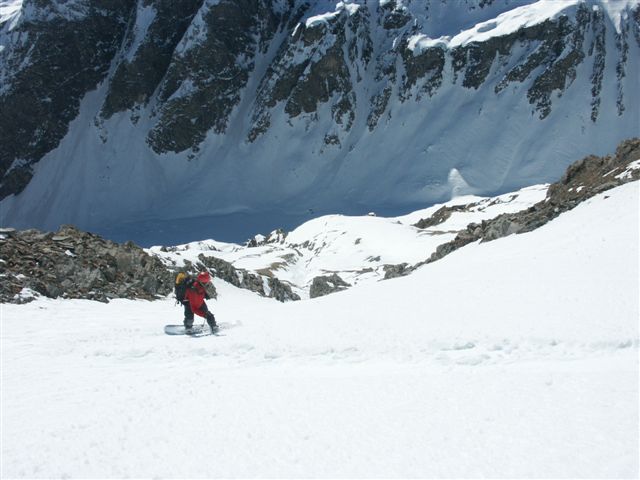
[93,204,426,248]
[94,212,311,247]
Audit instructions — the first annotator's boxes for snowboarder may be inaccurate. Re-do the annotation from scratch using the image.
[182,271,217,333]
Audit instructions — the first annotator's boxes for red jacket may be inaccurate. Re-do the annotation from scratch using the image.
[184,281,209,317]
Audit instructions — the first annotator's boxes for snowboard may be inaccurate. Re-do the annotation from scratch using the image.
[164,324,221,337]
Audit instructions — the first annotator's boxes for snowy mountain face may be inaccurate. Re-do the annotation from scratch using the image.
[0,0,639,244]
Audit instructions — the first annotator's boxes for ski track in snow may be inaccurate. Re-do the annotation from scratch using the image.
[1,182,639,478]
[2,299,636,369]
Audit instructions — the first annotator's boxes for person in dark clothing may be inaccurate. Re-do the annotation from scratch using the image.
[182,271,217,332]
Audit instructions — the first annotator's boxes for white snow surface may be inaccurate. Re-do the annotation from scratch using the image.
[1,181,638,478]
[597,0,640,32]
[149,183,549,297]
[0,0,21,35]
[0,0,20,22]
[448,0,581,49]
[305,1,361,27]
[409,0,640,52]
[450,0,640,46]
[616,158,640,180]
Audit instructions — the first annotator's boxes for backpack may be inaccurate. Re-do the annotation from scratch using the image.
[175,272,193,302]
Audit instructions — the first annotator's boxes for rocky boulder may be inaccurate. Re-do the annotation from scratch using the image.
[309,274,351,299]
[383,263,410,280]
[268,277,301,303]
[413,204,471,229]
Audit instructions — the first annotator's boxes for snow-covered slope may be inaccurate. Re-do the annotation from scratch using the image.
[2,181,638,478]
[0,0,638,245]
[150,183,548,297]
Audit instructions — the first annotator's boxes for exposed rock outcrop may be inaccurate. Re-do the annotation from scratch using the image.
[268,277,301,303]
[146,0,284,154]
[310,273,351,299]
[0,0,134,198]
[0,225,172,303]
[383,263,410,280]
[247,228,287,247]
[196,253,299,302]
[413,204,471,229]
[415,138,640,267]
[100,0,204,120]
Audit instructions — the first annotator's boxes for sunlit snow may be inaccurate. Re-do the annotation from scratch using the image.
[1,181,638,478]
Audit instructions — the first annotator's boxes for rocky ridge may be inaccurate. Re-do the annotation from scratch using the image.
[409,137,640,269]
[0,226,300,304]
[192,253,300,302]
[0,225,172,303]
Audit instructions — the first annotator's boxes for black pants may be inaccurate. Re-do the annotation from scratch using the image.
[182,301,216,328]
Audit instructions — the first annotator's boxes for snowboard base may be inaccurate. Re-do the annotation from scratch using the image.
[164,324,220,336]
